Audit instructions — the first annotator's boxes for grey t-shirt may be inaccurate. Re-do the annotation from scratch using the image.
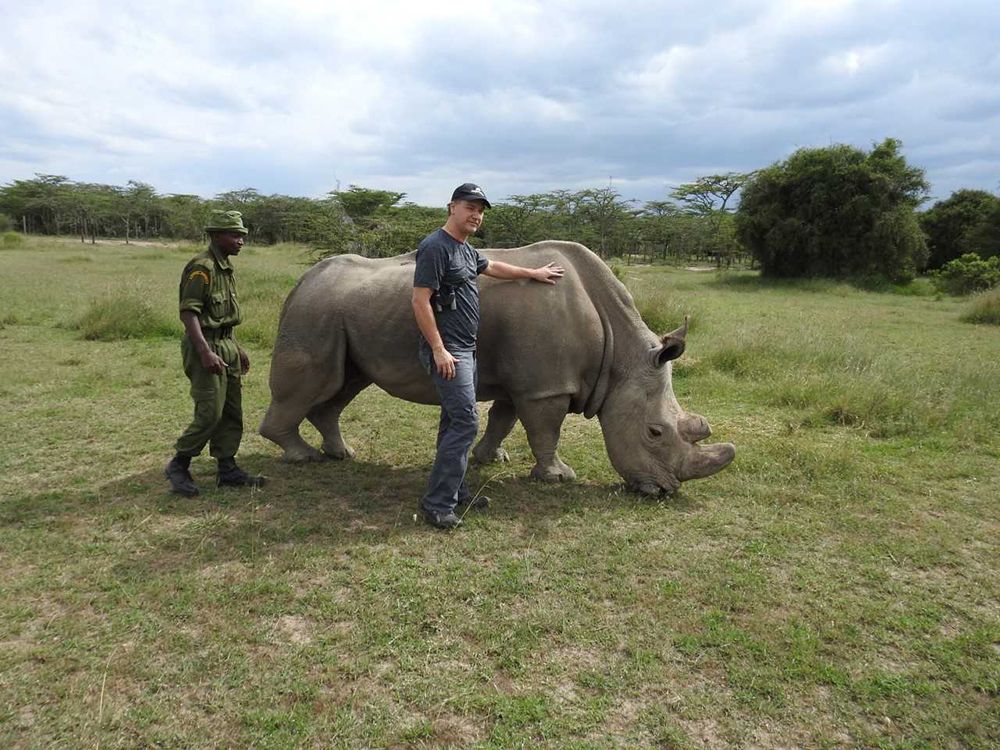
[413,228,489,353]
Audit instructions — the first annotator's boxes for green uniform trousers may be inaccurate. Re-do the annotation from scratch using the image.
[174,334,243,459]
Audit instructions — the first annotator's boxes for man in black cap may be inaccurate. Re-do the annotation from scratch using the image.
[412,184,564,529]
[164,210,266,497]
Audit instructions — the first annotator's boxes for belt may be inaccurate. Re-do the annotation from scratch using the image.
[203,326,234,339]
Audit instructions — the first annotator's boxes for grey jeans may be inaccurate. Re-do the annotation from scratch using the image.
[420,348,478,514]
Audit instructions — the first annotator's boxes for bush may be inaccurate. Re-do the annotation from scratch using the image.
[0,214,12,232]
[930,253,1000,296]
[960,287,1000,325]
[919,189,1000,270]
[736,138,929,282]
[76,296,177,340]
[1,230,25,248]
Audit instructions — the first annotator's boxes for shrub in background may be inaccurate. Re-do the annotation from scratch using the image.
[1,230,24,248]
[960,287,1000,325]
[919,189,1000,269]
[76,295,177,340]
[930,253,1000,296]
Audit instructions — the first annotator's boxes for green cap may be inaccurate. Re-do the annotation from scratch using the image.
[204,210,249,235]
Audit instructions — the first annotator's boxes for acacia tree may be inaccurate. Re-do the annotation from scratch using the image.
[162,194,210,240]
[485,193,549,247]
[332,185,406,225]
[482,188,635,256]
[670,172,754,267]
[0,174,73,233]
[736,139,929,282]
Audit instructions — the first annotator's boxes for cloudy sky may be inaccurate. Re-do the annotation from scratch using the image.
[1,0,998,207]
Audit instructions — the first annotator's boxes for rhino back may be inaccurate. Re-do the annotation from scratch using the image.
[274,242,641,409]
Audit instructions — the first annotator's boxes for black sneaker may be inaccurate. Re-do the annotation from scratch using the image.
[165,458,199,497]
[457,495,491,511]
[422,509,463,529]
[217,458,267,488]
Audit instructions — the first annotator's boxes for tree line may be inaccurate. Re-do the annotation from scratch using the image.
[0,173,755,267]
[2,137,998,282]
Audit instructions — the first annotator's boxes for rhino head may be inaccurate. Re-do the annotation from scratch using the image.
[597,318,735,494]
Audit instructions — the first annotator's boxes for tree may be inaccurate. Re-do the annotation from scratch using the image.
[162,194,210,240]
[117,181,160,243]
[484,194,549,247]
[920,189,1000,269]
[669,172,754,267]
[967,200,1000,260]
[66,182,115,243]
[332,185,406,225]
[481,188,635,257]
[670,172,750,215]
[573,187,637,257]
[0,174,72,234]
[735,138,929,282]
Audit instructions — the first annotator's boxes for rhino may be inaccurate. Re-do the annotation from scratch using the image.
[259,241,735,494]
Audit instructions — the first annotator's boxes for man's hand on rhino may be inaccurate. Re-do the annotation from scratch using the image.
[532,262,565,284]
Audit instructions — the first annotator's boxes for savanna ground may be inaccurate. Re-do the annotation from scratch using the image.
[1,236,997,749]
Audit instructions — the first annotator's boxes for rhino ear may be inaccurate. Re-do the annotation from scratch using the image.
[651,315,688,367]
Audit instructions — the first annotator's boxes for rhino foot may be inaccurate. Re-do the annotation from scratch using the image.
[530,459,577,483]
[630,480,667,496]
[282,445,329,463]
[472,445,510,464]
[322,443,356,460]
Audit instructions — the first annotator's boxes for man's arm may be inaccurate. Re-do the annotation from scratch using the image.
[482,260,564,284]
[411,287,457,380]
[180,311,227,375]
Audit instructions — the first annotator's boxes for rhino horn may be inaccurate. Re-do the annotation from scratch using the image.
[678,412,712,443]
[653,315,689,366]
[678,442,735,481]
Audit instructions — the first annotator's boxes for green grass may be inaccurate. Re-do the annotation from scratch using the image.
[75,292,178,340]
[1,236,998,748]
[1,230,25,248]
[961,286,1000,325]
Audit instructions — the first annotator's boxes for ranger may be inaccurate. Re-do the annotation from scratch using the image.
[164,210,266,496]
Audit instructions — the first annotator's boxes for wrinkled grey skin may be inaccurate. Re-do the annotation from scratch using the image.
[260,241,735,494]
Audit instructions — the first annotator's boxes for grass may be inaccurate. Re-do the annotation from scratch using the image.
[1,236,998,748]
[961,286,1000,325]
[75,291,177,340]
[1,230,25,248]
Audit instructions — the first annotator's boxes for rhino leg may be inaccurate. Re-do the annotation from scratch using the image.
[516,395,577,483]
[306,374,371,460]
[260,337,347,463]
[259,401,328,463]
[472,399,516,464]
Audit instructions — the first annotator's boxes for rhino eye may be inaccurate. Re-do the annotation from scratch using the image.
[647,425,663,439]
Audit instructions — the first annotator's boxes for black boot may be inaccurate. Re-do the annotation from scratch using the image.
[164,455,199,497]
[217,457,267,488]
[457,494,491,511]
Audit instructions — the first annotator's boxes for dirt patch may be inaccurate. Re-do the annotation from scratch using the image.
[679,717,725,746]
[429,713,481,746]
[272,615,314,645]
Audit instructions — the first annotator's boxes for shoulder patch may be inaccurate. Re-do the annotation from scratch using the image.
[188,270,210,285]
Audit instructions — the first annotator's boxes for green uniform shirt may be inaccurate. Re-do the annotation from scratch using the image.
[178,243,242,331]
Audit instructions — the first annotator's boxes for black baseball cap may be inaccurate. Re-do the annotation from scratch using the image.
[451,182,492,208]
